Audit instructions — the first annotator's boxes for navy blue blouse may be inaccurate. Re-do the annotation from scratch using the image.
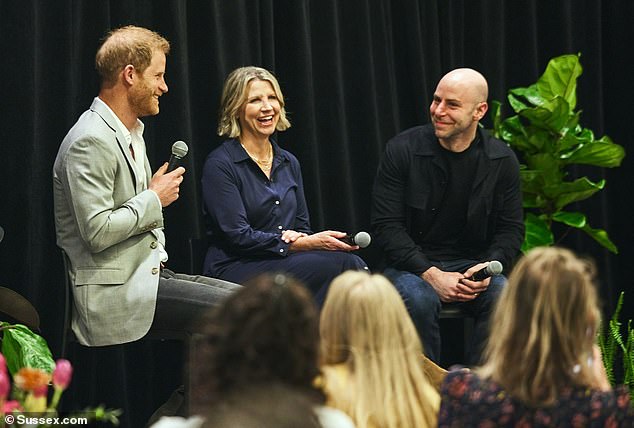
[201,139,313,275]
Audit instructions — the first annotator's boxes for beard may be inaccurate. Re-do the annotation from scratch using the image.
[129,80,159,117]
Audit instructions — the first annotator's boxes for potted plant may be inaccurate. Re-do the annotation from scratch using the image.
[1,315,120,425]
[490,53,625,253]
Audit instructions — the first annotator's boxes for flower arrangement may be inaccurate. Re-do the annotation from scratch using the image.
[1,355,72,415]
[0,323,120,426]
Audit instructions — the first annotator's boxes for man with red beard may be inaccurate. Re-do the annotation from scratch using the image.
[53,26,239,348]
[371,68,524,366]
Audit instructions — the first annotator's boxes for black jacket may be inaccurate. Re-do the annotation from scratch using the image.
[371,124,524,275]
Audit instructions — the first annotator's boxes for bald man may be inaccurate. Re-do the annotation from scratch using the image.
[371,68,524,365]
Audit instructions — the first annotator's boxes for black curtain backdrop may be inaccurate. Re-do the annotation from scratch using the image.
[1,1,633,425]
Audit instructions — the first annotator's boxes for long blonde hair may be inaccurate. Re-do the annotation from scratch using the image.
[478,246,601,406]
[320,271,439,428]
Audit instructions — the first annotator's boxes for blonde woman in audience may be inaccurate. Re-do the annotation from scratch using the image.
[439,246,634,426]
[152,273,355,428]
[320,271,441,428]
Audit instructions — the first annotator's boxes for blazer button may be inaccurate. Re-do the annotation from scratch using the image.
[151,267,159,275]
[150,241,158,249]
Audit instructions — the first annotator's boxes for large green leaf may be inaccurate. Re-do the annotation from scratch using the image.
[521,194,543,209]
[558,126,593,153]
[1,322,55,375]
[498,116,536,151]
[519,96,571,133]
[562,111,582,137]
[491,100,503,138]
[552,211,587,228]
[546,177,605,209]
[563,141,626,168]
[520,169,545,192]
[536,53,583,109]
[525,128,556,154]
[582,223,618,254]
[508,85,544,111]
[523,154,563,185]
[522,213,554,253]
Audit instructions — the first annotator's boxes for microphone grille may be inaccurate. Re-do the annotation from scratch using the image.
[172,140,189,158]
[488,260,503,275]
[354,231,371,248]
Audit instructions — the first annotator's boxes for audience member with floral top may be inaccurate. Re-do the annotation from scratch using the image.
[439,246,634,427]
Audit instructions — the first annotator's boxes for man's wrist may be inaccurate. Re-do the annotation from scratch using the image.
[421,266,440,282]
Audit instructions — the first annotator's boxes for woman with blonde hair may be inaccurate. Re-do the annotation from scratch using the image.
[201,66,366,302]
[320,270,441,427]
[439,246,634,426]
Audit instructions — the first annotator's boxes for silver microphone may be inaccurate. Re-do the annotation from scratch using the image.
[470,261,503,281]
[167,141,189,172]
[340,231,372,248]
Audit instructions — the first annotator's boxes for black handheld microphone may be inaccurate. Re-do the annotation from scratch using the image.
[339,231,372,248]
[470,260,503,281]
[167,141,189,172]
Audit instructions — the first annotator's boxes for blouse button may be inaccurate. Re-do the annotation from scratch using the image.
[279,249,284,253]
[275,200,280,205]
[278,225,283,230]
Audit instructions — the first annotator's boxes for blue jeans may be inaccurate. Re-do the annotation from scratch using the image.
[384,259,505,366]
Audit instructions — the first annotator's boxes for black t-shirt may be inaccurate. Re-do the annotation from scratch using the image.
[420,136,481,260]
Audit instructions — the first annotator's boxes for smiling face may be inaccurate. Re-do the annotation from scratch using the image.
[238,79,281,141]
[429,69,488,149]
[129,50,168,117]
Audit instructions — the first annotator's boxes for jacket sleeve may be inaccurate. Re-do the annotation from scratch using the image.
[482,152,525,269]
[201,156,291,257]
[60,135,164,254]
[371,139,433,275]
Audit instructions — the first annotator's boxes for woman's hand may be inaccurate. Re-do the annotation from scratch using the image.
[281,229,308,243]
[289,230,359,252]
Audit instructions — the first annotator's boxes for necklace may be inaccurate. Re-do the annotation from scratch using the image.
[241,142,273,168]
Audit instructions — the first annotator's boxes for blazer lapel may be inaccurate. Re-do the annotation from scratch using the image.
[89,99,140,191]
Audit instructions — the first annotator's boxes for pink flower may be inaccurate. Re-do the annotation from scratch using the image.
[53,359,73,390]
[2,400,22,413]
[0,371,9,399]
[33,383,48,398]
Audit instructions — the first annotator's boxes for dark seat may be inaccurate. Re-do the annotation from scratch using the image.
[0,285,40,331]
[60,250,75,358]
[439,304,474,366]
[60,250,197,414]
[187,236,208,275]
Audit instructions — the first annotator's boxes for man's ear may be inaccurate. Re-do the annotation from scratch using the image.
[473,101,488,121]
[122,64,136,86]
